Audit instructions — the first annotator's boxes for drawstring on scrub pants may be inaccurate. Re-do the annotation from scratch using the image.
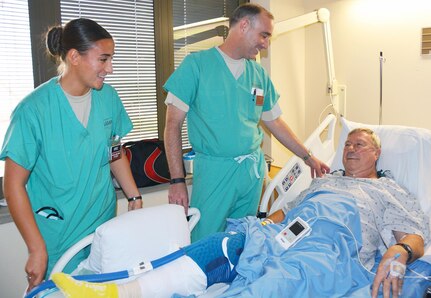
[234,152,261,179]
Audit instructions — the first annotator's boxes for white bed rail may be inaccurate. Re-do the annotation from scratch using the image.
[49,206,201,278]
[258,114,337,217]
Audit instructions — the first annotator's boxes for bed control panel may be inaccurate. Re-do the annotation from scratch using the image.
[281,162,302,193]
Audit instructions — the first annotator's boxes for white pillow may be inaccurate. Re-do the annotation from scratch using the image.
[79,204,191,275]
[331,117,431,215]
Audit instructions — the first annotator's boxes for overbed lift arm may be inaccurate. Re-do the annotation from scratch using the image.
[274,8,342,116]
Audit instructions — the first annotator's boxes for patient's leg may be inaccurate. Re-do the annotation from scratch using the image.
[52,232,244,297]
[52,256,206,298]
[52,273,119,297]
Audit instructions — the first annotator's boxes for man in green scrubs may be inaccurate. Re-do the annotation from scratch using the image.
[164,4,329,241]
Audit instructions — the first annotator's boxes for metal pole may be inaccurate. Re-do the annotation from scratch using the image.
[379,51,385,125]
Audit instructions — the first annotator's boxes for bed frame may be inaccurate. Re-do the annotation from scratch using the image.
[258,113,337,216]
[28,113,431,297]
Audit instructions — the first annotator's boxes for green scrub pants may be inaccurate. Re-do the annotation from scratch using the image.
[190,150,266,242]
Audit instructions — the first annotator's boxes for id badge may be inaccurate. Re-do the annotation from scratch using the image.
[110,135,122,162]
[251,87,264,106]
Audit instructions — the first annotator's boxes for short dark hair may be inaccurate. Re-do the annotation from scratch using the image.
[229,3,274,27]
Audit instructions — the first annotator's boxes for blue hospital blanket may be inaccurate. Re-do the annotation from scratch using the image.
[220,191,374,298]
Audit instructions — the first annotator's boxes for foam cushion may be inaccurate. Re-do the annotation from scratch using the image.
[79,204,191,274]
[331,117,431,215]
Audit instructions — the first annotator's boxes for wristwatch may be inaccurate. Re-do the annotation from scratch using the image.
[127,195,142,202]
[395,243,413,263]
[170,178,186,184]
[302,150,312,161]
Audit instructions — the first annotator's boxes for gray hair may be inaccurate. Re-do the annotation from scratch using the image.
[348,128,381,149]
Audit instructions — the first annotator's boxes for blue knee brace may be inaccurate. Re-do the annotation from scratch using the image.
[183,232,245,287]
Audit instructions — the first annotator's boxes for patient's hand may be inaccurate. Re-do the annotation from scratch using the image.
[371,250,407,298]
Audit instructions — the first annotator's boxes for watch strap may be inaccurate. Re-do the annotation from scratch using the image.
[127,195,142,202]
[395,243,413,263]
[170,178,186,185]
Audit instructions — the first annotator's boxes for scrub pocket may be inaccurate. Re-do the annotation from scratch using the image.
[196,87,226,121]
[35,212,66,252]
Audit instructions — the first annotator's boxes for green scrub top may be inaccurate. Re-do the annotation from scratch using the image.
[0,77,132,276]
[164,47,279,157]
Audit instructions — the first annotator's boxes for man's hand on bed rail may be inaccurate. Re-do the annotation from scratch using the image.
[304,154,330,178]
[168,182,189,215]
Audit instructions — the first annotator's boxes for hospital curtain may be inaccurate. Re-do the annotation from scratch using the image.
[61,0,158,142]
[0,0,34,175]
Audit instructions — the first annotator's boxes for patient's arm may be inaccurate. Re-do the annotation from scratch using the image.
[266,209,286,224]
[371,233,424,298]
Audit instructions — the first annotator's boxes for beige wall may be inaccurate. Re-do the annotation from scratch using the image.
[255,0,308,167]
[254,0,431,167]
[305,0,431,130]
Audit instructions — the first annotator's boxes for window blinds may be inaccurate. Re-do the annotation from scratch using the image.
[0,0,34,175]
[61,0,158,142]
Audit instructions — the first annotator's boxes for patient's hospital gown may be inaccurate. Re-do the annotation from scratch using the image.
[284,173,430,270]
[218,174,430,297]
[122,174,430,297]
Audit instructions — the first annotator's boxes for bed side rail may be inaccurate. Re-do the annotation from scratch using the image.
[258,114,337,217]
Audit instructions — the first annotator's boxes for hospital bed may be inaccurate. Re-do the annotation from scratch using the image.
[27,114,431,297]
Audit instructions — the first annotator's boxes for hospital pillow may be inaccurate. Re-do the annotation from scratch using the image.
[331,117,431,216]
[78,204,191,276]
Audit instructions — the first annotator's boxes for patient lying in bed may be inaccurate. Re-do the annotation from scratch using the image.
[52,128,430,297]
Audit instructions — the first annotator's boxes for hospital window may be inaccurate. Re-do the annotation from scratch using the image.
[0,0,34,176]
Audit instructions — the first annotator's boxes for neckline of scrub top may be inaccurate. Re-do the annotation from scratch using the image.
[53,78,94,135]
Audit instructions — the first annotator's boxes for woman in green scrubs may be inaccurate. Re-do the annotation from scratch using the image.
[0,18,142,291]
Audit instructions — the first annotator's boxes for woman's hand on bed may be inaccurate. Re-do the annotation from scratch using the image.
[168,183,189,215]
[371,250,408,298]
[25,247,48,291]
[305,155,330,178]
[128,199,143,211]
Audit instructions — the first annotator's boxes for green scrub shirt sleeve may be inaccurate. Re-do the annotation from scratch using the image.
[262,70,280,113]
[110,88,133,138]
[0,104,39,170]
[163,54,200,107]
